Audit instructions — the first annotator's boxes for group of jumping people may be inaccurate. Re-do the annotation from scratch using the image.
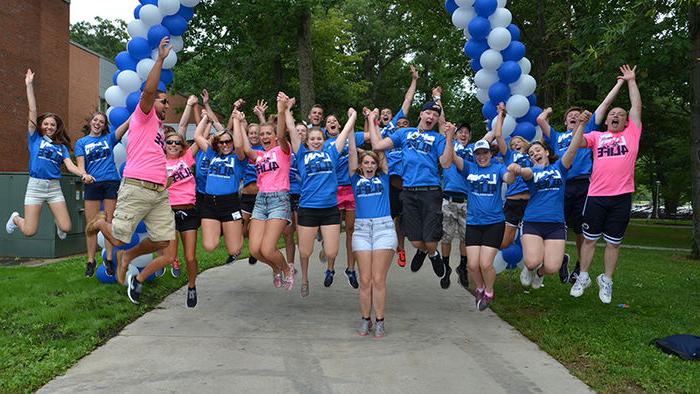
[6,37,642,338]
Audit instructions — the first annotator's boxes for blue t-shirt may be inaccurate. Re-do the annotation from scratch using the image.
[523,160,569,223]
[389,128,446,187]
[504,149,531,197]
[296,144,339,209]
[351,173,391,219]
[442,141,473,195]
[325,132,365,186]
[202,147,246,196]
[289,152,301,195]
[28,130,70,180]
[74,133,120,182]
[381,108,405,176]
[545,117,596,179]
[243,144,265,186]
[194,149,211,194]
[463,161,507,225]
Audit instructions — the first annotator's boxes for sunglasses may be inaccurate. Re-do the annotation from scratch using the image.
[166,140,183,146]
[156,98,169,105]
[217,139,233,145]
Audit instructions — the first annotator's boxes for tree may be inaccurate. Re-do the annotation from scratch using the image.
[69,17,129,60]
[689,0,700,258]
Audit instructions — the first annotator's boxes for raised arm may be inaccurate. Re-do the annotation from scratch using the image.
[536,107,553,138]
[563,111,591,168]
[276,96,291,154]
[253,99,269,124]
[280,92,301,154]
[594,76,625,126]
[114,117,130,142]
[188,110,205,156]
[369,114,394,151]
[139,37,171,115]
[193,111,212,151]
[201,89,224,132]
[507,163,533,182]
[400,65,419,115]
[178,95,198,136]
[440,121,463,171]
[232,109,255,161]
[25,69,37,133]
[335,108,357,153]
[620,64,641,126]
[226,98,245,131]
[348,110,362,176]
[493,102,507,156]
[432,86,446,124]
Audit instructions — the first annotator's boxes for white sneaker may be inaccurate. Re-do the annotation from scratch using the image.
[596,274,613,304]
[531,270,544,289]
[6,212,19,234]
[56,224,67,240]
[520,267,533,287]
[570,274,591,297]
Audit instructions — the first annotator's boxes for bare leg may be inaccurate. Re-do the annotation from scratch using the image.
[500,225,517,249]
[14,204,42,237]
[200,219,222,252]
[344,209,356,271]
[221,220,243,257]
[603,243,620,278]
[466,246,482,289]
[320,224,341,271]
[542,239,566,275]
[355,250,373,317]
[371,249,394,319]
[136,239,174,281]
[521,234,544,271]
[441,241,452,259]
[424,241,438,255]
[84,200,102,262]
[579,238,597,273]
[181,230,198,288]
[103,199,117,262]
[260,219,289,273]
[297,225,318,285]
[479,246,499,294]
[283,211,297,266]
[48,202,72,234]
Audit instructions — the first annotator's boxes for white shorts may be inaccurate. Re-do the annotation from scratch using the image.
[352,216,397,251]
[24,177,65,205]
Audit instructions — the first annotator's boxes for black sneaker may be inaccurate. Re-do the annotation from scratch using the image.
[559,253,570,283]
[85,261,96,278]
[440,265,452,289]
[456,264,468,289]
[324,269,335,287]
[186,287,197,308]
[410,250,428,272]
[429,252,445,278]
[127,274,143,304]
[104,260,114,276]
[225,253,239,265]
[569,261,581,285]
[345,269,359,289]
[248,256,257,265]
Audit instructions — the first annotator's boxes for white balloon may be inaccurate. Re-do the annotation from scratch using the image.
[131,253,153,269]
[492,114,516,136]
[162,50,177,69]
[138,232,149,242]
[475,88,489,104]
[158,0,180,16]
[136,58,156,80]
[170,35,184,52]
[121,131,129,148]
[113,143,127,169]
[105,106,113,121]
[474,69,499,90]
[480,49,503,71]
[139,4,162,27]
[510,74,537,96]
[455,0,474,6]
[116,70,141,94]
[497,0,508,7]
[487,27,511,51]
[518,57,532,75]
[493,252,507,274]
[463,28,471,39]
[506,95,530,118]
[124,264,140,286]
[488,8,512,28]
[105,86,128,108]
[127,19,148,39]
[451,7,475,29]
[97,232,105,249]
[180,0,201,7]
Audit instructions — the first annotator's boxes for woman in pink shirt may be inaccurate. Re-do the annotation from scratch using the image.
[232,95,295,290]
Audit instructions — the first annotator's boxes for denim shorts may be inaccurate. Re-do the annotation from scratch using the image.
[24,177,65,205]
[251,191,291,223]
[352,216,397,251]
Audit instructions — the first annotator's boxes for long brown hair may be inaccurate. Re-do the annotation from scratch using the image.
[34,112,71,149]
[81,112,110,136]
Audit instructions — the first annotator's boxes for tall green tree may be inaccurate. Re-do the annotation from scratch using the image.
[69,17,129,60]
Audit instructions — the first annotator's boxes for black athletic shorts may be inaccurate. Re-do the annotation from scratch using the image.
[389,183,403,219]
[297,206,341,227]
[240,193,257,215]
[504,198,528,227]
[522,221,566,240]
[289,193,301,212]
[564,177,590,234]
[400,188,443,243]
[84,180,120,201]
[173,208,200,232]
[581,193,632,245]
[465,222,505,249]
[199,193,243,223]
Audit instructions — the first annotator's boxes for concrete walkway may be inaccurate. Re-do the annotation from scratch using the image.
[41,236,590,393]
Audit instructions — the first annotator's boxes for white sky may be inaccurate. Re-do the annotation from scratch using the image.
[70,0,140,24]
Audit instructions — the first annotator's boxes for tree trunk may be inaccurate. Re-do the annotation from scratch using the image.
[689,3,700,258]
[297,7,315,118]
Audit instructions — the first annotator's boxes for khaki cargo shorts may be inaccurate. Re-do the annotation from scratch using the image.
[441,199,466,243]
[112,181,175,243]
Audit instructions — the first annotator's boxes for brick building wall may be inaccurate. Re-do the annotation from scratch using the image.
[68,43,100,137]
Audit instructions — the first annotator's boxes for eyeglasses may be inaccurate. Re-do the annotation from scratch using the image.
[217,139,233,145]
[166,140,182,146]
[156,98,169,105]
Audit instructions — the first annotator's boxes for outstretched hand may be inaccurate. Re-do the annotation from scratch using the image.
[410,65,419,80]
[25,69,34,86]
[231,109,245,122]
[432,86,443,99]
[496,102,506,118]
[577,110,592,124]
[233,98,245,110]
[254,99,268,116]
[347,107,357,119]
[618,64,636,82]
[157,37,172,61]
[201,89,209,105]
[187,95,198,106]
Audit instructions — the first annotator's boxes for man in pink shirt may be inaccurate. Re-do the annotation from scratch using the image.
[570,65,642,304]
[87,37,177,304]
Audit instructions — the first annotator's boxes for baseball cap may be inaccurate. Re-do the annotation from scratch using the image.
[421,101,442,115]
[473,139,490,152]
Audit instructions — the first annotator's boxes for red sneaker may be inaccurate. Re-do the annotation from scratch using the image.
[397,249,406,267]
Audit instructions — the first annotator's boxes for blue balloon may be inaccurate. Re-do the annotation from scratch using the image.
[139,81,168,92]
[96,263,117,284]
[128,37,151,60]
[468,17,491,40]
[444,0,458,14]
[498,61,522,84]
[109,124,118,133]
[135,221,147,234]
[140,0,157,5]
[471,58,482,72]
[115,51,138,71]
[112,70,120,85]
[527,94,537,106]
[133,4,143,19]
[501,243,522,268]
[488,82,510,104]
[506,24,521,42]
[148,24,170,49]
[474,0,498,17]
[126,91,141,113]
[482,101,497,119]
[109,107,131,128]
[160,68,174,85]
[177,6,195,21]
[512,122,536,141]
[162,15,188,36]
[502,41,526,62]
[464,39,489,59]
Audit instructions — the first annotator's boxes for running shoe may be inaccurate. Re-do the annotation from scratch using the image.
[284,263,295,290]
[225,253,239,265]
[570,273,591,298]
[345,269,359,289]
[456,265,469,290]
[440,265,452,289]
[569,261,581,285]
[358,318,372,336]
[520,267,533,287]
[318,248,327,264]
[531,269,544,289]
[171,258,181,278]
[127,273,142,304]
[374,320,385,339]
[186,287,197,308]
[5,211,18,234]
[596,274,613,304]
[397,248,406,267]
[84,261,96,278]
[429,251,445,278]
[104,260,114,276]
[410,250,427,272]
[273,273,283,288]
[301,282,310,298]
[248,256,257,265]
[559,253,570,283]
[56,224,67,240]
[478,293,493,311]
[323,269,335,287]
[475,288,485,308]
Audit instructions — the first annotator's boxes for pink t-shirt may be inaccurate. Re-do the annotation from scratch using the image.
[166,149,196,206]
[122,105,167,185]
[584,120,642,197]
[255,145,291,193]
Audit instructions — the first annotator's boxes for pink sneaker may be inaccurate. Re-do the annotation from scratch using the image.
[273,273,283,288]
[284,263,295,290]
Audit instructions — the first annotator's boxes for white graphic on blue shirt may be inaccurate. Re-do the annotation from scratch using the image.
[303,150,334,175]
[405,131,436,154]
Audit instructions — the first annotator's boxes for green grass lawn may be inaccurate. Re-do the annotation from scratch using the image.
[568,222,692,250]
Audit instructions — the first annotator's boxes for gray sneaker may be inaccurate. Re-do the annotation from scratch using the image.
[374,320,385,338]
[478,293,493,311]
[596,274,613,304]
[358,318,372,336]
